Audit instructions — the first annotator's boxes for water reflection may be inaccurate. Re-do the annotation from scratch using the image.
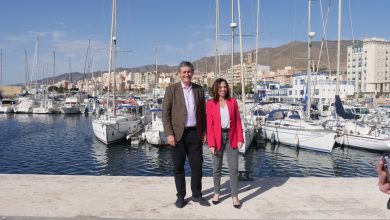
[332,146,379,177]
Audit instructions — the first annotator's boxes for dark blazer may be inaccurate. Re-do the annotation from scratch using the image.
[162,82,206,142]
[206,98,244,151]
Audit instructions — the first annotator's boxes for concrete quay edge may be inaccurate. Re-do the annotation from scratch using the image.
[0,174,389,219]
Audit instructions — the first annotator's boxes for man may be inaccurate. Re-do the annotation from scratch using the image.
[162,61,210,208]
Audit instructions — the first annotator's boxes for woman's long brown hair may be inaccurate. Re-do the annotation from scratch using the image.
[211,78,231,101]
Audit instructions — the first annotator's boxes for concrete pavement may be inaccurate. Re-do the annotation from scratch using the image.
[0,174,389,219]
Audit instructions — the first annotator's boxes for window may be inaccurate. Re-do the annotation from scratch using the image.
[300,90,304,95]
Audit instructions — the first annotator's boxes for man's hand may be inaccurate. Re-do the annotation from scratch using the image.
[209,147,216,155]
[378,156,390,194]
[237,142,243,149]
[167,135,177,147]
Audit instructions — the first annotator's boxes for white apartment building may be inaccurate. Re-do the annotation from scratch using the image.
[264,72,355,104]
[347,37,390,98]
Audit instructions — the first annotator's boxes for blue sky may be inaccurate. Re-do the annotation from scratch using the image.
[0,0,389,85]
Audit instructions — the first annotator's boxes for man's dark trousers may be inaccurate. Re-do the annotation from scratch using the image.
[171,128,203,198]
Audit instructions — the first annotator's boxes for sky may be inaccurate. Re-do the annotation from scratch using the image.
[0,0,390,85]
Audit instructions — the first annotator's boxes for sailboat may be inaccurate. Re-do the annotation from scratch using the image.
[322,0,390,152]
[14,36,40,114]
[141,47,168,146]
[92,0,142,145]
[261,0,335,153]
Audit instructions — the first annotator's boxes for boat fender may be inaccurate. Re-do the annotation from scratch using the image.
[270,132,276,143]
[294,133,299,146]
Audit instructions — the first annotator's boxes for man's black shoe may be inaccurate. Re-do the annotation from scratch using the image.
[175,197,186,208]
[192,196,211,207]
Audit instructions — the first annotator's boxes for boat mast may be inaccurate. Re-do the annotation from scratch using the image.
[306,0,314,121]
[237,0,246,116]
[53,51,56,85]
[230,0,236,95]
[336,0,342,96]
[154,46,158,105]
[0,48,2,96]
[254,0,260,95]
[107,0,117,115]
[33,35,39,97]
[82,39,91,91]
[25,49,29,90]
[215,0,220,78]
[68,57,72,88]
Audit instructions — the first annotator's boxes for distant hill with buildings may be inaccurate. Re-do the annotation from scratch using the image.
[193,40,354,73]
[13,40,354,86]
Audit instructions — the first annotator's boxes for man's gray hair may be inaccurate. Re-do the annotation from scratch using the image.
[178,61,194,72]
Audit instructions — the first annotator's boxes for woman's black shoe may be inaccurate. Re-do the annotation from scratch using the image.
[212,199,220,205]
[232,198,241,209]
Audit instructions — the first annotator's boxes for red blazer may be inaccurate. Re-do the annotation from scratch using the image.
[206,98,244,151]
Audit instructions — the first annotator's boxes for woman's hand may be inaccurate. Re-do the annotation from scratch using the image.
[237,142,243,149]
[209,147,216,154]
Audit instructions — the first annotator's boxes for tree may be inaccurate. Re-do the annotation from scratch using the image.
[58,85,65,93]
[47,86,58,92]
[233,83,253,96]
[233,83,242,95]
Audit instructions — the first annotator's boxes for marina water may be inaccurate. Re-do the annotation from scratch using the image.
[0,114,380,177]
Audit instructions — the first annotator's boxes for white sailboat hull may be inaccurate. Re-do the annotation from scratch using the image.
[262,123,335,153]
[92,115,141,145]
[0,106,14,113]
[33,107,54,114]
[14,107,33,113]
[336,134,390,151]
[332,120,390,151]
[143,130,168,146]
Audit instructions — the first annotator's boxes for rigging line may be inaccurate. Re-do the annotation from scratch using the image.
[347,0,355,46]
[315,0,332,75]
[206,0,214,73]
[290,0,298,67]
[324,0,332,78]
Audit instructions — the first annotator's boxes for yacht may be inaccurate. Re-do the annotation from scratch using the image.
[141,108,168,146]
[33,98,60,114]
[262,109,336,153]
[14,97,37,113]
[61,94,87,114]
[0,99,16,113]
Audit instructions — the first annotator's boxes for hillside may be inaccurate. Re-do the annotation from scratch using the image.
[17,40,354,86]
[193,40,354,73]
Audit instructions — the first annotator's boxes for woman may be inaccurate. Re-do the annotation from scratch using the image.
[206,78,244,208]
